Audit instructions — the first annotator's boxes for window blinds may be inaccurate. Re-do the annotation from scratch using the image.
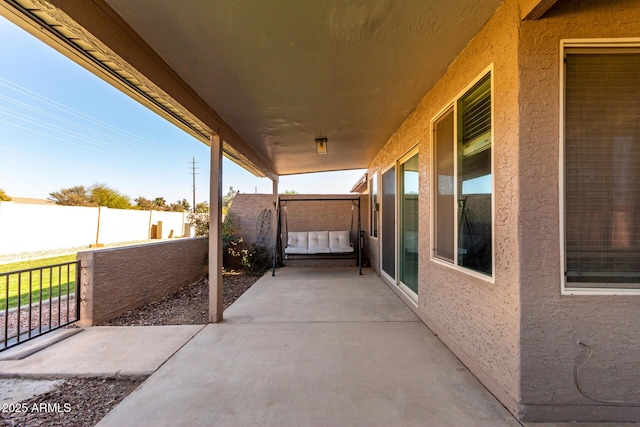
[565,49,640,287]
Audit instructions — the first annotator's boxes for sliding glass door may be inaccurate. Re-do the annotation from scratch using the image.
[380,152,419,298]
[399,153,419,294]
[381,166,396,280]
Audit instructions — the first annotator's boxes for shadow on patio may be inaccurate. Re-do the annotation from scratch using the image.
[96,266,519,427]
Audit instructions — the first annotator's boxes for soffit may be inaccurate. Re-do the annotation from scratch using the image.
[104,0,503,176]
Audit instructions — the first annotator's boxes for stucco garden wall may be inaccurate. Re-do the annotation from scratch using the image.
[365,0,522,415]
[518,0,640,421]
[77,238,207,326]
[0,201,187,255]
[227,193,276,249]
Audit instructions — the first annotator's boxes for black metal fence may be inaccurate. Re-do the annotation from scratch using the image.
[1,260,80,352]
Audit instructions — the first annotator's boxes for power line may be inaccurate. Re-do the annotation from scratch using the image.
[190,157,198,211]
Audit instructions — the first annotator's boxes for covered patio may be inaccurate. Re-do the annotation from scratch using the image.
[4,0,640,422]
[95,266,518,427]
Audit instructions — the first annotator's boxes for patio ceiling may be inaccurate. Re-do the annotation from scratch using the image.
[2,0,525,178]
[102,0,503,176]
[101,0,501,175]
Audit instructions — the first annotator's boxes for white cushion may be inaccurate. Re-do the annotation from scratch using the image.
[285,232,308,254]
[329,231,353,253]
[307,231,331,254]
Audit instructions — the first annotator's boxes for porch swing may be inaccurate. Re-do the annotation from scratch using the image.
[272,195,363,276]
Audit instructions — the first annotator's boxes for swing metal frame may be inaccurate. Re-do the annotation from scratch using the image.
[272,195,363,276]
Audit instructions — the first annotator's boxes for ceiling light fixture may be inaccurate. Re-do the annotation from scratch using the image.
[315,138,328,155]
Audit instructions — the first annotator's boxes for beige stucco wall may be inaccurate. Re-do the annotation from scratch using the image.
[77,238,207,325]
[366,0,522,414]
[518,0,640,421]
[367,0,640,421]
[227,193,277,248]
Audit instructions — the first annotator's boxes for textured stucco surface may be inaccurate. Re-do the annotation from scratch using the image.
[518,0,640,421]
[77,238,208,325]
[366,0,522,413]
[227,193,277,249]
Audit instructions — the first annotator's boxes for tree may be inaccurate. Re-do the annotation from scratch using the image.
[222,186,238,217]
[49,185,90,206]
[134,196,154,210]
[284,189,298,194]
[0,188,11,201]
[168,198,190,212]
[89,184,131,209]
[153,197,167,210]
[188,201,210,237]
[50,184,132,208]
[195,201,209,213]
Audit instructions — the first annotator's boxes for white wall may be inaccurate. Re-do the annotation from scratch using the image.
[0,201,187,255]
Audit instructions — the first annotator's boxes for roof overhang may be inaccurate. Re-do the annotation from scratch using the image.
[2,0,523,179]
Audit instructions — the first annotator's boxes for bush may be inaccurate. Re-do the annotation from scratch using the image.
[187,211,208,237]
[240,244,271,276]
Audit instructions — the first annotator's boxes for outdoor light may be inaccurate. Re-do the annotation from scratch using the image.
[315,138,328,155]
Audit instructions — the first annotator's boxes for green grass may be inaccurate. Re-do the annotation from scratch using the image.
[0,255,78,310]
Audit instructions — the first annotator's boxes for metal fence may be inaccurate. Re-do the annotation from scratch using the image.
[1,260,80,352]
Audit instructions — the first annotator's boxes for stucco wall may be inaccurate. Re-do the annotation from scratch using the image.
[227,193,277,249]
[77,238,207,325]
[366,0,522,413]
[518,0,640,421]
[0,201,187,255]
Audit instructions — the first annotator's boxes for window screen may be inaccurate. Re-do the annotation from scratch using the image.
[431,71,493,277]
[564,48,640,288]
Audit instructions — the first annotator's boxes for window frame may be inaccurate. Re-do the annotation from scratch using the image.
[430,66,495,283]
[560,38,640,295]
[369,171,379,238]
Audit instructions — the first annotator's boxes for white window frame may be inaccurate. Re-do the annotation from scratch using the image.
[378,146,420,305]
[560,38,640,296]
[397,147,420,303]
[379,162,398,287]
[369,171,379,239]
[429,65,495,283]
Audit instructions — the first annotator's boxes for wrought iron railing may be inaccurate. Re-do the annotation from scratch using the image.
[1,260,80,352]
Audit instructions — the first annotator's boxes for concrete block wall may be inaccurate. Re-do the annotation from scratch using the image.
[77,238,207,325]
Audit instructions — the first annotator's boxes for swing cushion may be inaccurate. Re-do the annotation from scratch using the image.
[285,231,308,254]
[284,231,353,254]
[329,231,354,253]
[307,231,331,254]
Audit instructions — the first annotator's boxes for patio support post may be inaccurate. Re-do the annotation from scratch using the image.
[272,178,278,196]
[209,133,224,323]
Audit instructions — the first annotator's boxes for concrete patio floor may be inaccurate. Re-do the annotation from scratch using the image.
[98,266,509,427]
[2,266,635,426]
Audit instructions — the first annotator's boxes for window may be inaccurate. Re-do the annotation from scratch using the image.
[432,71,493,277]
[370,173,378,237]
[562,42,640,292]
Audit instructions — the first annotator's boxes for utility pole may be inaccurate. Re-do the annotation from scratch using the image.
[190,157,198,212]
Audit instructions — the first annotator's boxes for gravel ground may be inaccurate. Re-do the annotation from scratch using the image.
[0,271,260,427]
[1,295,77,344]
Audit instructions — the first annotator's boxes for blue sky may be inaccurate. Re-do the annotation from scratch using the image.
[0,16,365,204]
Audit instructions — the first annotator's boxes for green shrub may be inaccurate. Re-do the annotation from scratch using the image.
[240,244,271,276]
